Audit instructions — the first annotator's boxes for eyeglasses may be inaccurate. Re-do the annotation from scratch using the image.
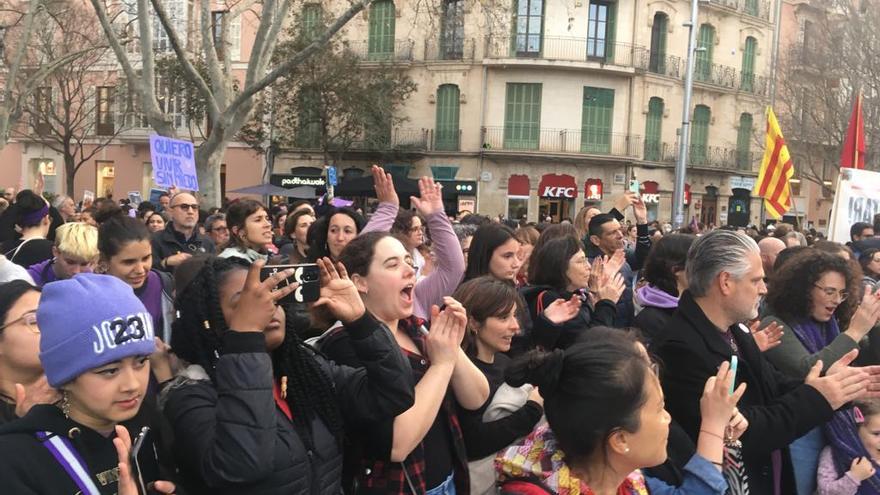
[172,204,199,211]
[0,311,39,334]
[814,284,848,302]
[209,226,229,233]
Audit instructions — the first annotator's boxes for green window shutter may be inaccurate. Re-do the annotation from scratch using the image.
[504,83,542,150]
[745,0,759,16]
[644,97,664,161]
[691,105,711,164]
[741,37,757,92]
[368,0,395,60]
[581,87,614,154]
[606,2,616,60]
[513,0,543,56]
[301,4,322,40]
[435,84,461,151]
[649,13,668,74]
[696,24,714,82]
[736,113,753,170]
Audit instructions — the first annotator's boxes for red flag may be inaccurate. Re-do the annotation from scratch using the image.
[840,91,865,169]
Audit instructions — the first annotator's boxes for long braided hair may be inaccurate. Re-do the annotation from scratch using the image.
[171,256,344,448]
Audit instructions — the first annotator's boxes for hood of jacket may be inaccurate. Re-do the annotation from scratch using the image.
[635,285,680,310]
[495,424,648,495]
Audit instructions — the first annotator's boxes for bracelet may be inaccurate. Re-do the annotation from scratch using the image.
[700,429,725,441]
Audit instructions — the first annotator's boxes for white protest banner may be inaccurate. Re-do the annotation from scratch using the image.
[150,134,198,191]
[827,168,880,242]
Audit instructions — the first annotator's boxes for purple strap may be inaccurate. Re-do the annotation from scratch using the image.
[35,431,101,495]
[19,204,49,226]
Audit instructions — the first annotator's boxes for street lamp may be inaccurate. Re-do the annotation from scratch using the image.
[672,0,708,230]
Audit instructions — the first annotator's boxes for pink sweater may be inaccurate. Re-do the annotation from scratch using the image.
[817,446,861,495]
[362,202,465,319]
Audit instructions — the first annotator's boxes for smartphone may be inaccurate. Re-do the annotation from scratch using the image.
[129,426,159,495]
[260,263,320,304]
[728,355,738,395]
[629,179,640,195]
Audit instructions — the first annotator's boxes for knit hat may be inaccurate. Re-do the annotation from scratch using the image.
[38,273,156,387]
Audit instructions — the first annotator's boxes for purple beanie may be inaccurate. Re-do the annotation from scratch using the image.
[38,273,156,387]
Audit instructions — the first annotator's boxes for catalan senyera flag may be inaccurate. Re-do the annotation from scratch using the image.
[753,107,795,220]
[840,91,865,169]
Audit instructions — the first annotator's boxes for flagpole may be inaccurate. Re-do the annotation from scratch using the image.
[673,0,700,230]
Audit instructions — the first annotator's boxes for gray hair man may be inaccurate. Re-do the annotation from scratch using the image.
[653,229,878,494]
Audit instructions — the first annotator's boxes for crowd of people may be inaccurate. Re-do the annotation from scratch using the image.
[2,167,880,495]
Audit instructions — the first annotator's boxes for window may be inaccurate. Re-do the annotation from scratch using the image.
[690,105,711,164]
[644,97,664,161]
[581,87,614,154]
[745,0,759,17]
[34,87,51,135]
[514,0,543,57]
[649,12,668,74]
[153,0,188,53]
[296,86,321,148]
[228,15,241,61]
[587,1,616,60]
[368,0,395,60]
[504,83,542,150]
[301,3,322,41]
[96,86,115,136]
[211,10,227,60]
[736,113,753,170]
[508,198,529,220]
[741,37,757,92]
[440,0,464,59]
[435,85,461,151]
[695,24,715,82]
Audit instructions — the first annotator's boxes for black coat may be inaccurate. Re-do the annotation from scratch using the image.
[0,401,174,494]
[520,286,616,350]
[151,222,215,272]
[632,305,676,347]
[162,314,414,495]
[653,291,834,495]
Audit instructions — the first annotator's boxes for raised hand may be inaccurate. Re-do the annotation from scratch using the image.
[603,250,625,279]
[114,425,176,495]
[847,290,880,341]
[700,361,748,433]
[425,301,468,367]
[14,376,60,418]
[372,164,399,206]
[633,198,648,224]
[806,357,871,410]
[543,295,580,324]
[228,260,298,333]
[613,191,638,213]
[596,272,626,304]
[313,257,365,324]
[751,321,784,352]
[410,176,444,217]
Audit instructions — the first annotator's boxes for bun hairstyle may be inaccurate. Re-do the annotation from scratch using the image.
[505,327,652,464]
[11,190,49,228]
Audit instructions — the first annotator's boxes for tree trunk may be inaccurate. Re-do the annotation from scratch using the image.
[65,154,76,197]
[195,142,227,206]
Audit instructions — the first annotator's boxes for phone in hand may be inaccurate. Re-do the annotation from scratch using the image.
[129,426,159,495]
[629,179,641,195]
[260,263,320,304]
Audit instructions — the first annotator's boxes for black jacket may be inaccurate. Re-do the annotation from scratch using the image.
[151,222,215,272]
[162,314,415,495]
[632,305,676,347]
[653,291,834,495]
[0,401,173,494]
[520,285,616,350]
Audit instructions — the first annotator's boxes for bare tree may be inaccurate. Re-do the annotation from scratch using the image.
[13,1,127,196]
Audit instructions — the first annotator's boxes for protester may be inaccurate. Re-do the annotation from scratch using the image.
[655,229,880,494]
[26,222,98,287]
[452,276,544,495]
[851,222,875,244]
[320,231,489,494]
[573,204,602,241]
[306,207,365,261]
[161,256,414,493]
[821,399,880,494]
[514,225,539,286]
[464,223,522,283]
[151,191,215,273]
[97,209,174,342]
[497,328,746,495]
[52,195,76,222]
[145,211,168,233]
[391,209,428,277]
[157,192,170,212]
[279,209,315,263]
[758,236,786,280]
[633,234,696,344]
[273,210,287,241]
[81,206,97,227]
[452,223,477,266]
[860,248,880,286]
[218,199,274,263]
[203,213,229,251]
[2,190,53,267]
[815,240,854,261]
[522,236,623,349]
[0,274,176,494]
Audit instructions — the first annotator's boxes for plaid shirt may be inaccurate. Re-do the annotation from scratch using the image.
[350,316,470,495]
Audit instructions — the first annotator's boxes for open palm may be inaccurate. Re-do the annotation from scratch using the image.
[314,257,366,324]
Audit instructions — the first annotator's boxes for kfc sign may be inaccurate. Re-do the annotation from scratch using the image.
[541,186,576,198]
[538,174,578,199]
[642,193,660,204]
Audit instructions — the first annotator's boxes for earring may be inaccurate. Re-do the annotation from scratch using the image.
[61,391,70,419]
[624,447,630,453]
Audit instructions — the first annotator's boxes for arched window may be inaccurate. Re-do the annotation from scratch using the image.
[741,37,757,92]
[649,13,668,74]
[695,24,715,82]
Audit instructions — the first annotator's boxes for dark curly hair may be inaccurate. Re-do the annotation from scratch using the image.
[766,250,861,327]
[390,209,427,249]
[171,256,343,448]
[306,207,365,261]
[643,234,696,297]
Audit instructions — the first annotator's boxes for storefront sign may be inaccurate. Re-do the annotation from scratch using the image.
[585,179,603,200]
[730,176,756,191]
[538,174,577,199]
[150,134,198,190]
[541,186,575,198]
[828,168,880,242]
[642,194,661,204]
[458,198,476,213]
[270,174,327,188]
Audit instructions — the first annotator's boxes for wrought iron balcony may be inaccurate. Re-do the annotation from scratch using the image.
[481,126,641,157]
[424,38,475,62]
[343,40,415,62]
[485,35,644,69]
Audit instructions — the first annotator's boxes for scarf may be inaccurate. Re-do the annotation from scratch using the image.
[826,407,880,494]
[789,316,840,354]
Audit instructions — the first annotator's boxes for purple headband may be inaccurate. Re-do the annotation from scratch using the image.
[19,204,49,227]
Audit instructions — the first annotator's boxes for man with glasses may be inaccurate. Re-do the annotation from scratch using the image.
[151,192,215,273]
[204,213,230,251]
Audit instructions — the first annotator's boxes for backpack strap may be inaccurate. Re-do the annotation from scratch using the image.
[35,431,101,495]
[535,290,549,315]
[5,238,34,263]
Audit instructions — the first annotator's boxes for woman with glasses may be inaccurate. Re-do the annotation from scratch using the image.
[761,249,880,495]
[0,280,57,425]
[859,248,880,287]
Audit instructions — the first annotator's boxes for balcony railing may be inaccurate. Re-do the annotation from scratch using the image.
[657,141,760,171]
[635,49,683,78]
[424,38,475,62]
[485,36,644,69]
[348,128,429,151]
[430,129,462,151]
[343,40,415,62]
[694,61,738,89]
[707,0,772,21]
[738,72,771,96]
[481,126,641,157]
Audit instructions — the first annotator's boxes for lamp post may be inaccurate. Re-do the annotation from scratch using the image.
[672,0,702,229]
